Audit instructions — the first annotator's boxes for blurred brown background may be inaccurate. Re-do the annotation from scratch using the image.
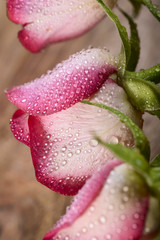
[0,0,160,240]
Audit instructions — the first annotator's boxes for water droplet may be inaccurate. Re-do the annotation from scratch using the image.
[89,206,95,212]
[99,216,106,223]
[110,136,119,143]
[106,234,112,239]
[123,196,129,202]
[61,160,67,166]
[108,204,114,210]
[61,146,67,152]
[53,151,58,157]
[89,223,94,228]
[132,223,138,230]
[123,186,129,192]
[133,213,140,219]
[89,139,98,147]
[64,236,69,240]
[76,232,81,237]
[67,152,73,158]
[82,227,87,233]
[46,134,51,139]
[76,149,81,154]
[120,214,126,221]
[110,188,115,194]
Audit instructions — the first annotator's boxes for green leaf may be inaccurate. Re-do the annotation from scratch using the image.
[125,64,160,84]
[97,0,131,72]
[119,9,140,71]
[100,141,160,200]
[82,100,150,160]
[137,0,160,22]
[123,77,160,112]
[128,0,142,16]
[95,140,150,173]
[117,47,126,79]
[151,110,160,119]
[151,154,160,167]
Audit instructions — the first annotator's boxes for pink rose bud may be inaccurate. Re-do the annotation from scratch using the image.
[7,48,142,195]
[7,0,117,52]
[43,160,149,240]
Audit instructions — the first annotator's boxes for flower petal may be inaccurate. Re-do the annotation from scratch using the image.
[43,162,149,240]
[28,79,142,195]
[6,48,117,116]
[10,109,30,146]
[7,0,116,52]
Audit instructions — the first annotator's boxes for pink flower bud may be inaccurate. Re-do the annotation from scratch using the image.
[7,0,117,52]
[43,160,149,240]
[7,48,142,195]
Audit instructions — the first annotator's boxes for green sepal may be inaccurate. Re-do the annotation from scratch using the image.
[97,0,131,73]
[150,155,160,183]
[150,167,160,183]
[151,182,160,198]
[149,167,160,183]
[119,9,140,71]
[123,77,160,112]
[125,64,160,84]
[128,0,142,16]
[144,197,160,238]
[136,0,160,22]
[96,140,150,173]
[82,100,150,160]
[151,154,160,167]
[150,110,160,119]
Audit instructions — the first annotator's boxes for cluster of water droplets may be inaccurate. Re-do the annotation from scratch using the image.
[10,110,30,146]
[27,78,142,195]
[8,0,117,51]
[7,48,117,115]
[8,0,116,20]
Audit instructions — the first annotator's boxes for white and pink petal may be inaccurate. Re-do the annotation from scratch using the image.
[6,48,117,116]
[28,79,142,195]
[7,0,117,52]
[10,109,30,146]
[43,162,149,240]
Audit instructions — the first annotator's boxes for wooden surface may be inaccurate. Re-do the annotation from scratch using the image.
[0,1,160,240]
